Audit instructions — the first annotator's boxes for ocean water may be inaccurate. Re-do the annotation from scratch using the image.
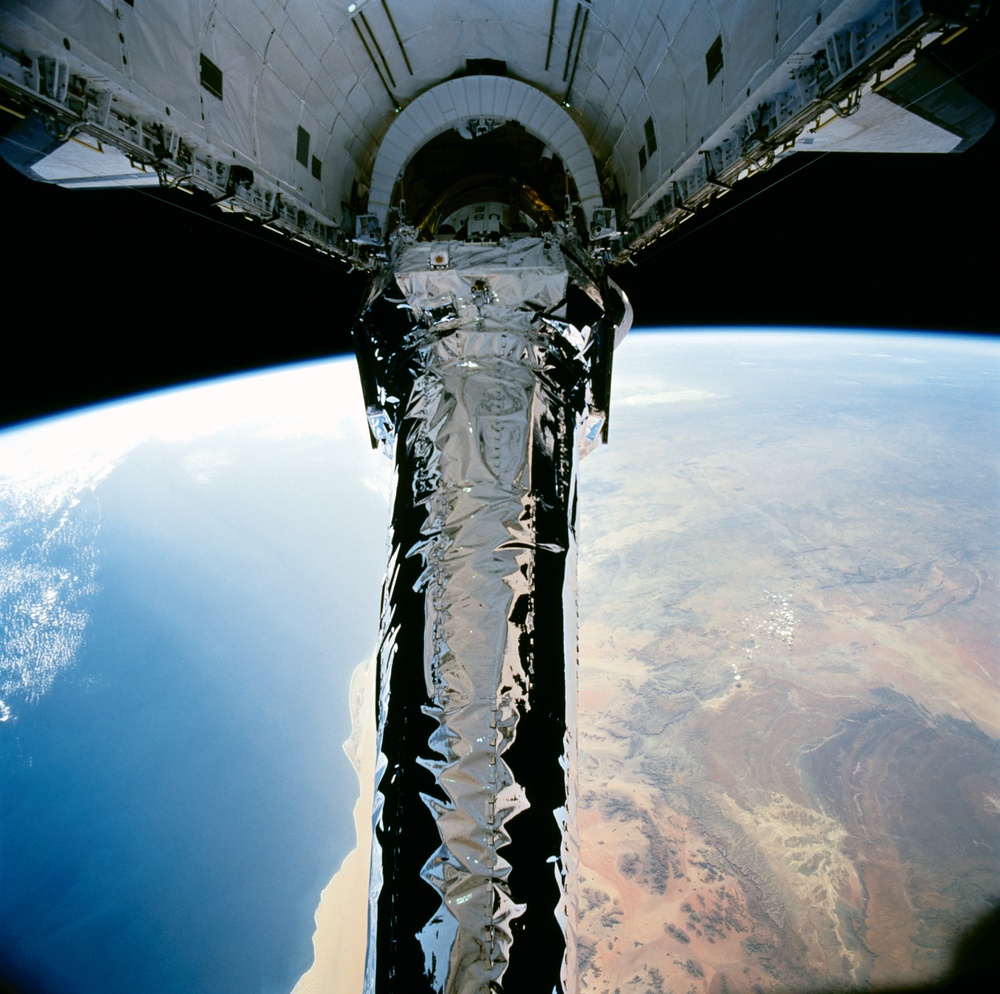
[1,382,387,994]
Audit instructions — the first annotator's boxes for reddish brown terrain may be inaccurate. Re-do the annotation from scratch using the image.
[575,335,999,994]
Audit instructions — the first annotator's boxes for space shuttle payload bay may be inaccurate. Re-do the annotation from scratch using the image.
[1,2,992,993]
[1,2,991,263]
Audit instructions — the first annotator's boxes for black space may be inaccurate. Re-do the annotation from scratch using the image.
[1,15,996,429]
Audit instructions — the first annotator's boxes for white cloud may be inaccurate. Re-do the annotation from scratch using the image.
[616,388,722,406]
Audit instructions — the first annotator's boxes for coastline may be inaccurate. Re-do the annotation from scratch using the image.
[292,654,375,994]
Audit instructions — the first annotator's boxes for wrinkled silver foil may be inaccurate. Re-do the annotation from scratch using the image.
[364,238,612,994]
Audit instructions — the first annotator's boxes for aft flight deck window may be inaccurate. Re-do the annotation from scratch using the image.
[644,116,657,156]
[312,155,322,180]
[199,54,223,100]
[296,126,310,167]
[706,35,723,84]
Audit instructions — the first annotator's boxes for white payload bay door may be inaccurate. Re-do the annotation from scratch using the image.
[1,2,990,262]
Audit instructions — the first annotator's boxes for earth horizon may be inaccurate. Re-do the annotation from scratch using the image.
[1,329,997,994]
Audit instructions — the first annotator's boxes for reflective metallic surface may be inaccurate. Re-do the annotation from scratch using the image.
[363,238,618,992]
